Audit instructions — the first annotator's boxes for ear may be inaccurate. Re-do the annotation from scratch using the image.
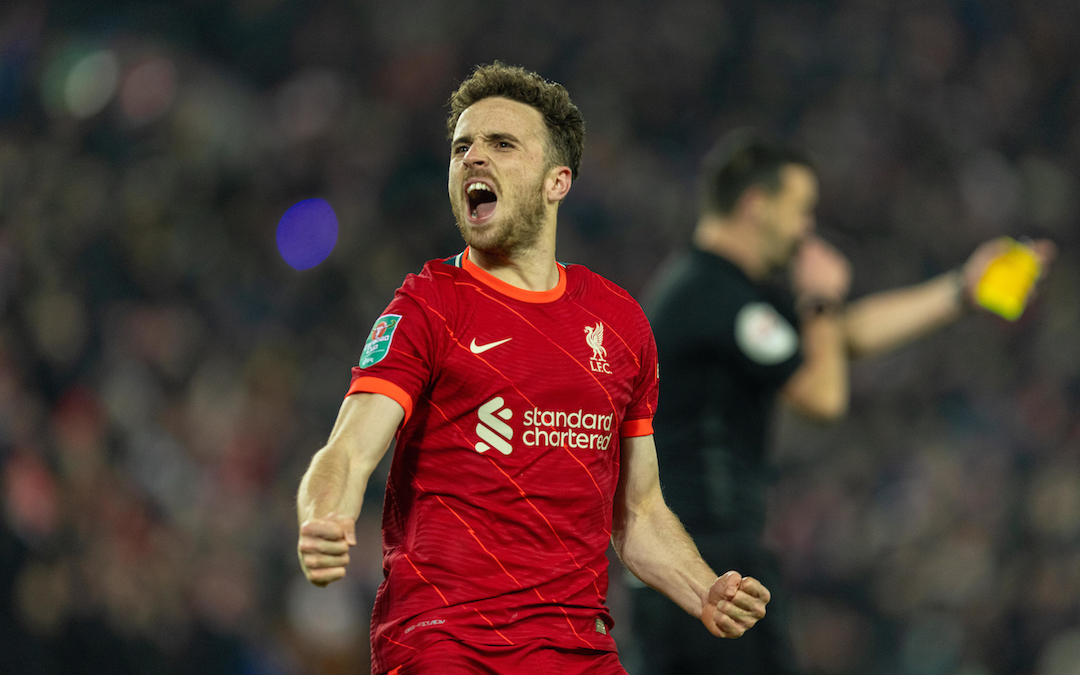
[545,165,574,203]
[734,185,768,224]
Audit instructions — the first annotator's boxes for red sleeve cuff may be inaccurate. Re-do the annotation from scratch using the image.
[619,417,653,438]
[346,376,414,425]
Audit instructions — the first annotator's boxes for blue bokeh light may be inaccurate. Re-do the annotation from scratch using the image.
[276,198,338,270]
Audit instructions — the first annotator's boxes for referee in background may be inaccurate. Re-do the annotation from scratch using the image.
[628,130,1055,674]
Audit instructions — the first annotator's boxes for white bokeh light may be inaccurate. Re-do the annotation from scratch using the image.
[64,49,120,118]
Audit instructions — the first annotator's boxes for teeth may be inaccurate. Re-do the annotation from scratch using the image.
[467,182,491,194]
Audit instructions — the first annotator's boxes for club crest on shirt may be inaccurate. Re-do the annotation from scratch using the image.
[585,322,611,374]
[734,302,798,365]
[359,313,402,368]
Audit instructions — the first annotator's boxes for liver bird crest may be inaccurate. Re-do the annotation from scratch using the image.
[585,322,606,361]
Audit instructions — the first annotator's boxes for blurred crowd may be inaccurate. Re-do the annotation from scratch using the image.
[0,0,1078,674]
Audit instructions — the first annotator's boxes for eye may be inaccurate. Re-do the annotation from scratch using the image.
[453,144,468,154]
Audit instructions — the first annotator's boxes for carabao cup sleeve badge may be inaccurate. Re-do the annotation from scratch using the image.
[359,314,402,368]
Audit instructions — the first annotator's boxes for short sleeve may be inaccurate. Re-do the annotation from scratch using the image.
[712,296,802,388]
[666,264,803,388]
[347,280,445,424]
[620,309,660,438]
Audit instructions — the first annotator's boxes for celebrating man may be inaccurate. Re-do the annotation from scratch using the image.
[296,64,771,675]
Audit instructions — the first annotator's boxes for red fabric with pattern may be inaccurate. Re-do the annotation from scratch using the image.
[383,639,627,674]
[348,250,658,673]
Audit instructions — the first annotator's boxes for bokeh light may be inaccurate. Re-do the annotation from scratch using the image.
[276,198,339,270]
[63,48,119,118]
[119,56,177,125]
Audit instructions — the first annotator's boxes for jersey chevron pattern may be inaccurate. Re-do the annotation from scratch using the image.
[347,249,659,673]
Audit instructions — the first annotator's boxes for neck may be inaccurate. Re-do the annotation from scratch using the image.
[692,214,768,280]
[467,228,560,292]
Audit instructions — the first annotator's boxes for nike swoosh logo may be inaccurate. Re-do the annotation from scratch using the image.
[469,337,513,354]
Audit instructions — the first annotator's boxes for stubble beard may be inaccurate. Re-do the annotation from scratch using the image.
[762,217,801,273]
[453,173,548,257]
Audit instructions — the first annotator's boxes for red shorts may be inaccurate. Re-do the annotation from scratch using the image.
[382,639,626,675]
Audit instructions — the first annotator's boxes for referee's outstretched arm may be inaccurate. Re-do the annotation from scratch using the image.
[842,237,1055,358]
[780,236,1056,423]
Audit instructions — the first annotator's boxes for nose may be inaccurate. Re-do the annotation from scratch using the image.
[462,143,488,168]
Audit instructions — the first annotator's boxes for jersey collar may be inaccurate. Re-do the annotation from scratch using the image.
[453,247,567,303]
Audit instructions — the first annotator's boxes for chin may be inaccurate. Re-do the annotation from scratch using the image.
[458,219,506,252]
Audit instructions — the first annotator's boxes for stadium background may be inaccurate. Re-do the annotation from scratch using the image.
[1,0,1078,673]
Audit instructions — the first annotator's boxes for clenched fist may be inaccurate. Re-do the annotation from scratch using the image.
[298,512,356,587]
[700,570,771,638]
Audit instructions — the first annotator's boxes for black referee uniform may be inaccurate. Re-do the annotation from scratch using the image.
[630,246,803,675]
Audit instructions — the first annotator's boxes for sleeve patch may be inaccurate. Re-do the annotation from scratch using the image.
[359,314,402,368]
[734,302,799,365]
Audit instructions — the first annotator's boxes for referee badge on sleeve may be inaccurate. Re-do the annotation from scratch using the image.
[734,302,798,365]
[359,314,402,368]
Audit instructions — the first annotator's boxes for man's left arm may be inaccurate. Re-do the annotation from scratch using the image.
[611,433,770,637]
[843,238,1055,359]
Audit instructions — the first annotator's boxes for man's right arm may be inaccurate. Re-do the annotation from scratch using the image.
[780,236,852,421]
[296,392,404,586]
[780,309,849,421]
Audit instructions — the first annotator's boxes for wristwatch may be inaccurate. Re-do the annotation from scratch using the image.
[798,296,844,317]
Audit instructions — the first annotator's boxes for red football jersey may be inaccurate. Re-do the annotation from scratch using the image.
[348,249,659,673]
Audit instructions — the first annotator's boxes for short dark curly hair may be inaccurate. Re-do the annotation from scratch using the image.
[699,129,814,216]
[447,62,585,180]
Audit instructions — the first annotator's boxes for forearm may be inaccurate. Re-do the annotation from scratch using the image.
[613,494,716,618]
[297,444,369,524]
[843,270,964,359]
[296,392,403,525]
[781,311,849,420]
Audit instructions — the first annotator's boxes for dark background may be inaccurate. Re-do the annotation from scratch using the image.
[1,0,1078,673]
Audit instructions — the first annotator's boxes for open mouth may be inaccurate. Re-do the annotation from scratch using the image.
[466,181,498,223]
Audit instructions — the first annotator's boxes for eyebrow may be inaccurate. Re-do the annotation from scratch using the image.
[451,132,523,147]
